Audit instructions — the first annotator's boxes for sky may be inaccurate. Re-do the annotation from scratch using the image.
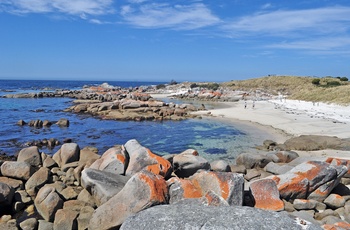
[1,0,350,82]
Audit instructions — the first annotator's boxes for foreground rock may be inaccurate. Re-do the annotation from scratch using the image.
[89,170,168,230]
[120,204,322,230]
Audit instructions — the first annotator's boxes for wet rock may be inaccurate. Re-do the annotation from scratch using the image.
[1,161,35,180]
[56,118,69,127]
[124,139,172,177]
[17,146,42,167]
[81,168,130,206]
[249,179,284,211]
[17,120,26,126]
[89,170,168,230]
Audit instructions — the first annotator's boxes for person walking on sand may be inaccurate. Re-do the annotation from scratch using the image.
[252,101,255,109]
[244,101,247,109]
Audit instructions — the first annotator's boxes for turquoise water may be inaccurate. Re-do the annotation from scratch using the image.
[0,80,261,162]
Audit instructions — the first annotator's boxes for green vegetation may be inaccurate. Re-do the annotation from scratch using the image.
[340,77,348,81]
[222,75,350,105]
[156,84,166,89]
[312,79,320,85]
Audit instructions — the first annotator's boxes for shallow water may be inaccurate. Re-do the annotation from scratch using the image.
[0,80,266,162]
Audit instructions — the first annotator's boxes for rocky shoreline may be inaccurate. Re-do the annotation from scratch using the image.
[1,136,350,229]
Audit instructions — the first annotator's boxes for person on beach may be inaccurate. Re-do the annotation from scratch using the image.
[244,101,247,109]
[252,101,255,109]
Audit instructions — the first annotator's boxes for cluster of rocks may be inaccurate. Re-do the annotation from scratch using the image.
[17,118,70,128]
[65,94,200,121]
[170,89,242,102]
[1,138,350,229]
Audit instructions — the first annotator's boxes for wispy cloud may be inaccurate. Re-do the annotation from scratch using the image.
[224,6,350,36]
[120,3,221,30]
[1,0,114,15]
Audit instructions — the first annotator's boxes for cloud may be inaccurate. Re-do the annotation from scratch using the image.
[223,6,350,36]
[1,0,114,15]
[267,36,350,51]
[120,3,221,30]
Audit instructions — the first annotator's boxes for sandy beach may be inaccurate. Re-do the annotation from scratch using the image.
[193,99,350,159]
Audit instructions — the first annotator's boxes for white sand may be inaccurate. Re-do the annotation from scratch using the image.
[196,99,350,139]
[192,99,350,159]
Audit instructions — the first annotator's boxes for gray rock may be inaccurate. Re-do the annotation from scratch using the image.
[81,168,130,206]
[173,154,210,178]
[0,182,14,205]
[264,162,293,175]
[38,220,54,230]
[1,161,35,181]
[34,186,63,222]
[0,177,24,190]
[77,206,94,230]
[53,209,78,230]
[25,167,50,197]
[120,204,322,230]
[89,170,168,230]
[52,143,80,168]
[17,146,42,167]
[236,152,271,169]
[19,218,37,230]
[210,160,231,172]
[56,118,69,127]
[293,199,318,210]
[77,189,96,208]
[323,194,346,209]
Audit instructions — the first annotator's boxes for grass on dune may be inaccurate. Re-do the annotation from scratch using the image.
[222,76,350,105]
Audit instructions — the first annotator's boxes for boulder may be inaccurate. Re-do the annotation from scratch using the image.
[53,209,78,230]
[1,161,35,180]
[19,218,37,230]
[173,154,210,178]
[167,177,202,204]
[89,170,168,230]
[52,143,80,168]
[283,135,350,151]
[249,179,284,211]
[235,153,271,169]
[56,118,69,127]
[17,146,42,167]
[274,151,299,163]
[264,162,293,175]
[0,177,24,190]
[124,139,172,177]
[25,167,50,197]
[189,171,244,206]
[268,161,347,201]
[210,160,231,172]
[120,204,322,230]
[0,182,14,205]
[79,147,100,165]
[293,199,318,210]
[81,168,130,206]
[323,194,346,209]
[34,185,63,222]
[89,146,128,175]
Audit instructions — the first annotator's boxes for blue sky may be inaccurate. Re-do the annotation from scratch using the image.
[1,0,350,82]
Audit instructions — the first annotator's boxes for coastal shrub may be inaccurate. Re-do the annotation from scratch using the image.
[190,83,199,88]
[156,84,166,89]
[169,80,178,85]
[326,81,341,87]
[340,77,348,82]
[202,83,220,91]
[311,79,320,85]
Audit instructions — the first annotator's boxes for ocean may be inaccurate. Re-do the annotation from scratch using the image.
[0,79,262,163]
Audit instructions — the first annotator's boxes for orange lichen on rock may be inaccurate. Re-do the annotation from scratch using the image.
[145,149,172,178]
[250,179,284,211]
[116,154,126,164]
[138,171,168,203]
[322,222,350,230]
[326,157,350,174]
